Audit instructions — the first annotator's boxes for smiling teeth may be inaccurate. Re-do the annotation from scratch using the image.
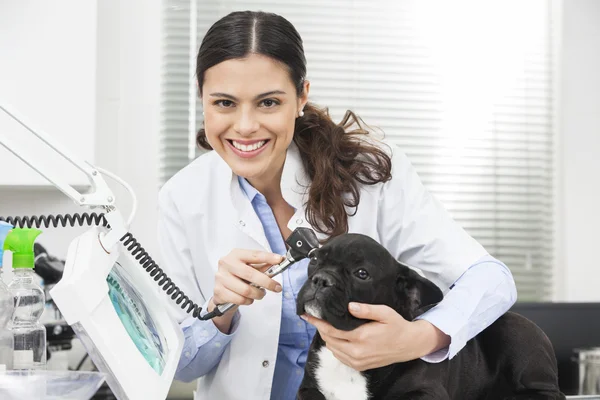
[232,140,266,152]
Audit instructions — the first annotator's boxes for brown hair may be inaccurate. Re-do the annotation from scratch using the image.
[196,11,392,238]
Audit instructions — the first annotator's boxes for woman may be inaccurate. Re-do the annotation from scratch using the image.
[157,10,517,400]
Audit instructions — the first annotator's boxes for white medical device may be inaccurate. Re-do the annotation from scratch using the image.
[0,102,187,400]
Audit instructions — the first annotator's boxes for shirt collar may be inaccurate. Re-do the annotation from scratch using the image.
[237,175,260,202]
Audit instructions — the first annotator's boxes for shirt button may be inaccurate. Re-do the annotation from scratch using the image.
[296,218,303,224]
[284,292,292,299]
[215,342,222,348]
[296,369,303,376]
[298,341,306,348]
[184,351,191,358]
[262,360,269,368]
[297,321,303,328]
[239,220,246,227]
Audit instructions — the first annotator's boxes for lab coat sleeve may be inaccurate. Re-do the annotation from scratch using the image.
[157,186,206,322]
[174,298,241,382]
[377,144,489,291]
[415,254,517,362]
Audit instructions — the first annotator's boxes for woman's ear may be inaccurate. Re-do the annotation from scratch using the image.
[299,80,310,109]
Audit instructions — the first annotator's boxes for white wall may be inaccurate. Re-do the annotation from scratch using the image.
[558,0,600,302]
[1,0,162,262]
[0,0,97,187]
[95,0,162,263]
[0,1,97,254]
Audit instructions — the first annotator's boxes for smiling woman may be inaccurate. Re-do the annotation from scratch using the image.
[157,9,518,400]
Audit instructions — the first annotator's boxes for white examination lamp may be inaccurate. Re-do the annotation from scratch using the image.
[0,102,185,400]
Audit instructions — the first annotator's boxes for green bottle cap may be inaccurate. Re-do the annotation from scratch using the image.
[2,228,42,269]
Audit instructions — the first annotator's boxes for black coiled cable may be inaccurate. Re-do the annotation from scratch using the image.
[1,213,107,229]
[0,213,217,320]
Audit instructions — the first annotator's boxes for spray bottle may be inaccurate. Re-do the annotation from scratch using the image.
[3,227,47,370]
[0,221,15,371]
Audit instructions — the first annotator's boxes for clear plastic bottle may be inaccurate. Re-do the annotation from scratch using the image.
[0,221,15,371]
[0,278,14,371]
[4,228,46,370]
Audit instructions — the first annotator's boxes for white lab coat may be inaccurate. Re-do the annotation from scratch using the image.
[157,139,487,400]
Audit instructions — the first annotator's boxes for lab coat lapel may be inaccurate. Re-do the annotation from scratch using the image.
[280,140,310,212]
[229,173,272,252]
[281,141,330,243]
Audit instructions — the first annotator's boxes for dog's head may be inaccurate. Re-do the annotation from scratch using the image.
[296,233,443,331]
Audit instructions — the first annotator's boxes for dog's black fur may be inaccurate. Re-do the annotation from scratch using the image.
[296,233,565,400]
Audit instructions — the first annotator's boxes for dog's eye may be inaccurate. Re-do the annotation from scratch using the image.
[354,269,369,280]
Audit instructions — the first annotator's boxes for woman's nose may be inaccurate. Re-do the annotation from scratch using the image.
[233,109,259,136]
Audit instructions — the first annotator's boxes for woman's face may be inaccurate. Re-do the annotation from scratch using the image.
[201,53,309,190]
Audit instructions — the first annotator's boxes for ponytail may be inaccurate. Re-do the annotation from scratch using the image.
[293,102,392,238]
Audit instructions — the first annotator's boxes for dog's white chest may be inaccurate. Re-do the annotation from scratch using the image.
[314,347,370,400]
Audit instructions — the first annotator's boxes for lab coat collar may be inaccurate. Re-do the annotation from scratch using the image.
[280,140,311,211]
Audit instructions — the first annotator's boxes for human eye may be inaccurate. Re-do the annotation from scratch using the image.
[259,98,280,108]
[214,99,235,108]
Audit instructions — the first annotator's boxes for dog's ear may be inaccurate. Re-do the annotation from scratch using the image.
[399,267,444,320]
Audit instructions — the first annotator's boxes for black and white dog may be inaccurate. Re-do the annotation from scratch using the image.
[296,233,565,400]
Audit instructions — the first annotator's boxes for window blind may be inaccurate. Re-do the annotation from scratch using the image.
[160,0,555,301]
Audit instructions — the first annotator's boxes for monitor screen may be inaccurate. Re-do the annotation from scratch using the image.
[107,262,168,375]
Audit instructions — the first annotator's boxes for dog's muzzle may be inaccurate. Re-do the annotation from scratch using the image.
[298,270,340,320]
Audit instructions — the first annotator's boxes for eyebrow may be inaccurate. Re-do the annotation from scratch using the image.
[209,90,286,101]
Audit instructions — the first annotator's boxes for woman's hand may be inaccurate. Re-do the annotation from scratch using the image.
[302,302,450,371]
[212,248,284,306]
[208,249,284,333]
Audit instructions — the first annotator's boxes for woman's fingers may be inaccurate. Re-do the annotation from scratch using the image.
[216,270,267,301]
[233,248,284,266]
[225,250,283,292]
[213,284,255,306]
[213,249,284,306]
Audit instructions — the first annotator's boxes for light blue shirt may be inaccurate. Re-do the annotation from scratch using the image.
[174,176,517,399]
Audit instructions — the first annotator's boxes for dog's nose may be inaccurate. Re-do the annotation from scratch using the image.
[311,271,335,288]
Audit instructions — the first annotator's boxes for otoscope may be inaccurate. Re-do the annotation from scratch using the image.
[207,227,321,318]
